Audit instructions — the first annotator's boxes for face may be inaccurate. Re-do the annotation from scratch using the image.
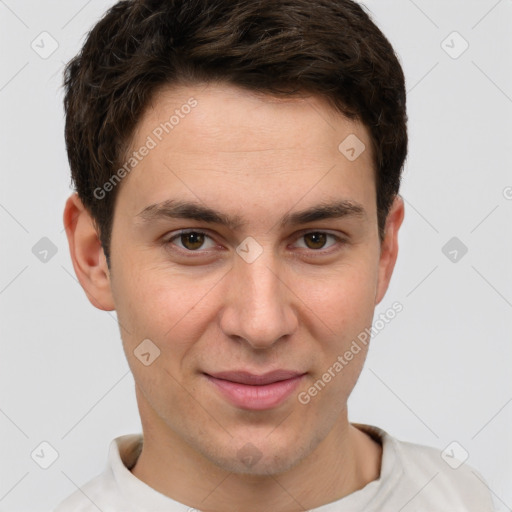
[67,82,403,476]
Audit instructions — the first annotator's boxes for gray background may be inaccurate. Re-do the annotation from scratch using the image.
[1,0,511,510]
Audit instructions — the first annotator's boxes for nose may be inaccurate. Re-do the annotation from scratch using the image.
[219,248,299,350]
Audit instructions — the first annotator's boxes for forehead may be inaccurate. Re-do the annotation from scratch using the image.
[117,82,376,221]
[133,81,372,158]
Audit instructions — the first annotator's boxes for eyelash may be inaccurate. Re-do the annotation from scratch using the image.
[162,229,346,257]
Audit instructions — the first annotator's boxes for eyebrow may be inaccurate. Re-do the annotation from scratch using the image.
[136,198,366,230]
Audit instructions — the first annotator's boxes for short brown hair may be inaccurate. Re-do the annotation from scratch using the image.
[63,0,407,264]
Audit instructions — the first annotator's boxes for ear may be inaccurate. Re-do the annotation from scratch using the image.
[375,195,405,305]
[63,193,115,311]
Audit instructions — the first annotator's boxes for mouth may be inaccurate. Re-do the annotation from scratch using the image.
[203,370,307,410]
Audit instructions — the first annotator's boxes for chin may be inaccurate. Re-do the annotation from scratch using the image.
[202,440,308,477]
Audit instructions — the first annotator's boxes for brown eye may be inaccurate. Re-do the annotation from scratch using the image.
[293,231,342,252]
[163,230,220,258]
[180,232,205,250]
[303,232,328,249]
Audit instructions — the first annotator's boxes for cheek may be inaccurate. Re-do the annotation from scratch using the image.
[297,258,379,336]
[299,276,374,415]
[111,260,221,355]
[111,268,211,407]
[293,258,378,394]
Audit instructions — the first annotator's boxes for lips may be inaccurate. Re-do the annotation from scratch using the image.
[206,369,304,386]
[204,370,307,410]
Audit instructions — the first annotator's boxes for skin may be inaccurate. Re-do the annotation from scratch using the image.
[64,82,404,512]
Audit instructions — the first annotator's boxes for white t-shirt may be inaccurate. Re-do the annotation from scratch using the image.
[54,423,495,511]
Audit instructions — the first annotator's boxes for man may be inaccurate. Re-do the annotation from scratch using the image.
[56,0,495,510]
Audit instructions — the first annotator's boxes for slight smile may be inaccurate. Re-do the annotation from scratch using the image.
[203,370,308,411]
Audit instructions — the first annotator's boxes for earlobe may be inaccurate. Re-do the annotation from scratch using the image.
[375,195,405,305]
[63,193,115,311]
